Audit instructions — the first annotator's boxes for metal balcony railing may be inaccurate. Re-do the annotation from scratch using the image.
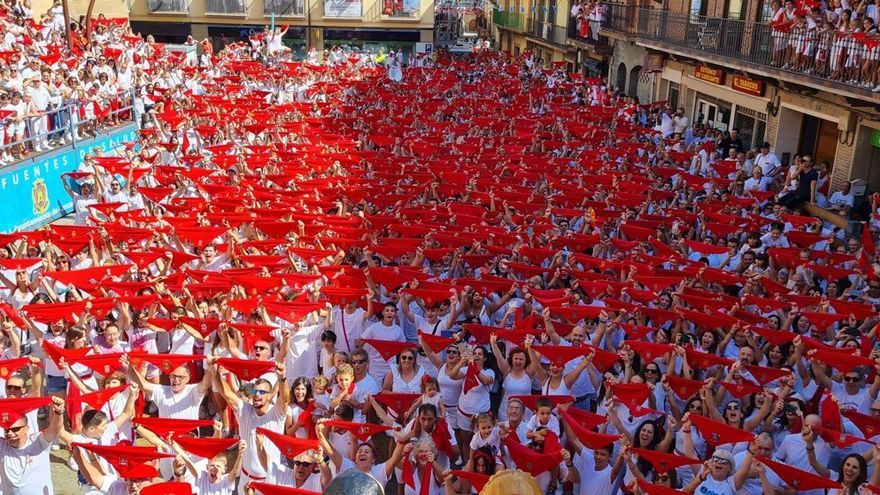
[146,0,190,12]
[264,0,304,15]
[526,17,567,44]
[206,0,246,14]
[491,10,527,31]
[610,8,880,94]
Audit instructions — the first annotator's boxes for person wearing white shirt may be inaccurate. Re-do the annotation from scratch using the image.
[124,354,213,420]
[828,182,855,212]
[0,396,65,495]
[754,142,782,177]
[743,167,771,193]
[216,361,289,495]
[358,303,406,383]
[731,434,784,495]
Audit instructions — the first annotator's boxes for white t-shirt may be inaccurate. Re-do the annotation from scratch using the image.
[234,401,287,479]
[457,366,494,415]
[0,433,53,495]
[696,476,736,495]
[267,463,323,491]
[575,450,614,495]
[361,321,405,383]
[149,384,204,420]
[195,471,235,495]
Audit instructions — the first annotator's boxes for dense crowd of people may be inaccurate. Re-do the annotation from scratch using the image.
[1,3,880,495]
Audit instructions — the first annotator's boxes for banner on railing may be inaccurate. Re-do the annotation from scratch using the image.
[0,125,138,233]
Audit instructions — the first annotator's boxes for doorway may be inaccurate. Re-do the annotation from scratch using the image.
[695,97,732,131]
[799,115,838,164]
[615,62,627,90]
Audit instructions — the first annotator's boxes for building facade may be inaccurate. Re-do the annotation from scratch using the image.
[127,0,433,58]
[595,2,880,209]
[489,0,612,73]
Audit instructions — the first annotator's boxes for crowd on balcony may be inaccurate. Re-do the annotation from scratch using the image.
[570,0,603,41]
[768,0,880,89]
[0,1,146,165]
[2,7,880,495]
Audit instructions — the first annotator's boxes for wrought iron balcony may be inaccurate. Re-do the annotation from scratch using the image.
[492,10,527,31]
[206,0,246,14]
[264,0,304,15]
[601,7,880,97]
[526,17,567,44]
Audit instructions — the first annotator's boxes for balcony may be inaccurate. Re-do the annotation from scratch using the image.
[146,0,189,12]
[566,14,612,54]
[263,0,304,16]
[609,8,879,100]
[492,10,527,31]
[206,0,246,14]
[526,17,567,45]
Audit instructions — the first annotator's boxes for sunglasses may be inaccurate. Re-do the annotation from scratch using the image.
[253,345,269,351]
[399,355,414,361]
[645,368,659,374]
[294,461,314,467]
[252,389,271,396]
[845,376,861,383]
[726,404,742,411]
[5,385,23,392]
[446,349,459,354]
[352,359,367,365]
[711,456,731,465]
[6,424,26,433]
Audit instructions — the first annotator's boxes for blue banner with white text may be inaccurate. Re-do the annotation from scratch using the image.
[0,124,138,232]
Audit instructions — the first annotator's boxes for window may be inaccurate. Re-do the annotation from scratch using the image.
[690,0,707,18]
[668,82,680,109]
[724,0,743,19]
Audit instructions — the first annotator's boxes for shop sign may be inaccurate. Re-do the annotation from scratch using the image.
[694,64,725,85]
[731,75,765,96]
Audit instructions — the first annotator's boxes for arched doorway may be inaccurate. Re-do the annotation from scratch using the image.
[615,62,627,90]
[628,65,642,100]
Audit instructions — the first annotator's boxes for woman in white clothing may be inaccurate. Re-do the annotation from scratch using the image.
[446,344,496,461]
[383,347,426,393]
[489,334,532,421]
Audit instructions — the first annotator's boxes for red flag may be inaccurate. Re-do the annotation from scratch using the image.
[0,357,30,379]
[0,397,53,428]
[665,375,705,400]
[172,434,238,459]
[531,345,592,367]
[689,414,755,446]
[449,470,490,491]
[72,443,175,476]
[362,339,417,361]
[69,384,128,411]
[322,420,390,442]
[463,364,482,394]
[216,358,276,381]
[757,456,842,491]
[610,382,659,416]
[256,427,319,458]
[128,352,204,375]
[630,448,702,472]
[559,409,616,449]
[503,432,564,476]
[843,409,880,438]
[810,424,874,448]
[371,392,419,419]
[135,417,213,437]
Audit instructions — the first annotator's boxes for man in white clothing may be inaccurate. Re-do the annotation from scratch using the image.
[0,396,65,495]
[123,354,213,420]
